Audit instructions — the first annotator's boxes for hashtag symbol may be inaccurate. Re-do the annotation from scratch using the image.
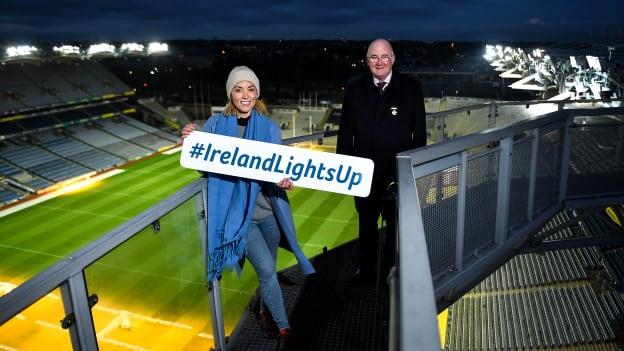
[189,143,205,159]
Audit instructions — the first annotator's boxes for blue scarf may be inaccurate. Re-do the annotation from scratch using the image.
[206,109,272,281]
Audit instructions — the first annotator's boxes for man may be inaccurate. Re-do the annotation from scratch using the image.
[337,39,427,283]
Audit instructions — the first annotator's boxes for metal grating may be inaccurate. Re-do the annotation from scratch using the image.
[508,137,532,233]
[417,166,459,277]
[472,247,601,292]
[226,242,389,351]
[533,128,562,215]
[445,283,623,350]
[603,247,624,283]
[568,124,624,197]
[538,209,579,241]
[463,151,499,256]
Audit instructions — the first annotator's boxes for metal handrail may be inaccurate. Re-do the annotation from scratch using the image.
[0,130,337,350]
[393,105,624,350]
[426,98,623,119]
[0,179,221,350]
[0,179,205,324]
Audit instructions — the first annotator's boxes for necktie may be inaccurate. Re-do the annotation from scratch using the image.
[377,81,386,95]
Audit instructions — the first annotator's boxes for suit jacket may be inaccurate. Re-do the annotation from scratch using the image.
[337,71,427,188]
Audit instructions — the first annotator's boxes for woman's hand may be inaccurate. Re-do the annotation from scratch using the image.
[277,178,294,190]
[180,124,197,141]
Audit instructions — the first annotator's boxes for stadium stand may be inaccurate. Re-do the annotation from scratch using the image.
[20,63,89,103]
[298,107,329,132]
[0,138,92,182]
[50,62,127,98]
[0,100,137,141]
[0,158,50,191]
[0,179,23,204]
[81,61,131,95]
[121,115,179,143]
[137,98,190,130]
[98,117,176,151]
[0,65,60,111]
[36,129,124,171]
[67,123,153,161]
[445,209,624,349]
[0,59,180,207]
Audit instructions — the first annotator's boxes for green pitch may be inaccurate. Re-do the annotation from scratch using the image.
[0,150,358,347]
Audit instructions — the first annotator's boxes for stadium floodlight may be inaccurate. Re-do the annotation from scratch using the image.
[483,45,497,61]
[483,44,621,100]
[6,45,38,58]
[120,43,145,55]
[53,45,81,57]
[586,56,602,71]
[500,67,524,79]
[87,43,116,57]
[147,42,168,55]
[509,74,546,91]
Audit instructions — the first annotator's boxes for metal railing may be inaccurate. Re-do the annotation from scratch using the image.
[0,131,334,350]
[0,179,227,350]
[426,98,622,144]
[393,104,624,350]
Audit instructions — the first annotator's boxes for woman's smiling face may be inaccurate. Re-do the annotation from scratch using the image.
[230,80,257,118]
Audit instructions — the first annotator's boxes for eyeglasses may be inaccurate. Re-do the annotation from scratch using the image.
[367,54,392,63]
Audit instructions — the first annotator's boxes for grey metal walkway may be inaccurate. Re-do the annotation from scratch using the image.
[227,241,390,351]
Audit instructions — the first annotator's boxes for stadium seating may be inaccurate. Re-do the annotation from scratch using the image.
[445,209,624,349]
[37,130,125,171]
[81,62,129,94]
[0,65,60,111]
[0,158,52,191]
[68,124,153,161]
[0,187,21,204]
[20,63,89,103]
[298,107,327,132]
[0,140,91,182]
[122,115,179,143]
[98,117,176,151]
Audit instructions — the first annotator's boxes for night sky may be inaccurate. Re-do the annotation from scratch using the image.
[1,0,623,43]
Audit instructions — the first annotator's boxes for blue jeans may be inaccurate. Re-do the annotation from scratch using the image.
[246,214,289,329]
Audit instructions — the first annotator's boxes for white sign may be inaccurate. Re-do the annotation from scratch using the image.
[180,131,374,197]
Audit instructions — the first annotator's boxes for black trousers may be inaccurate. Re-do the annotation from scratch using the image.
[354,180,396,275]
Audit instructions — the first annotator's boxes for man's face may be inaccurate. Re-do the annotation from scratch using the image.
[366,42,395,81]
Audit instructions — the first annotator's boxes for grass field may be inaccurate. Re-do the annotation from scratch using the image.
[0,147,358,350]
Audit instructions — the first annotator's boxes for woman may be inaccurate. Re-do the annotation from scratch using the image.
[181,66,313,350]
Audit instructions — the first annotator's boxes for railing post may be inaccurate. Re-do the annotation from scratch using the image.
[438,114,446,142]
[60,272,98,351]
[495,136,513,243]
[208,280,227,350]
[455,152,468,271]
[488,103,497,129]
[558,115,573,202]
[395,155,440,351]
[200,181,227,351]
[527,128,540,221]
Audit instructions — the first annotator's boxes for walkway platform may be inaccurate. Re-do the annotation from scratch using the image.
[227,241,390,351]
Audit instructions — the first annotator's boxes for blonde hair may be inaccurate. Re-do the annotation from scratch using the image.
[224,98,269,116]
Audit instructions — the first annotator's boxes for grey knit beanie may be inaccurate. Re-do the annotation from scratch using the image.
[225,66,260,98]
